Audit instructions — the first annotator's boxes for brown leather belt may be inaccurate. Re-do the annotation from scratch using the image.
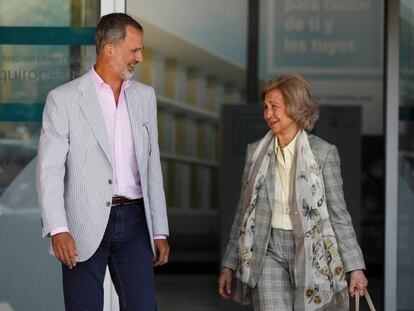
[111,196,142,207]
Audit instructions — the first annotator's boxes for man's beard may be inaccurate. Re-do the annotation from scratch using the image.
[110,59,136,80]
[122,68,134,80]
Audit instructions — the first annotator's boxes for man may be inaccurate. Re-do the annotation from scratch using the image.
[36,13,169,310]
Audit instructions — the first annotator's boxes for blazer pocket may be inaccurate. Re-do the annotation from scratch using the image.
[143,123,151,156]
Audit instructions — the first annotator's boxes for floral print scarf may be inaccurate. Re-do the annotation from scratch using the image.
[236,131,274,283]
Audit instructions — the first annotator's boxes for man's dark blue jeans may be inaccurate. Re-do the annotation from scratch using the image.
[62,200,156,310]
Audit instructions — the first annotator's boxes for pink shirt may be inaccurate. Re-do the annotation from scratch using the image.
[51,68,165,239]
[91,67,143,199]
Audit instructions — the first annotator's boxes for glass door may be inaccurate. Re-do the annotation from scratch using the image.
[0,1,99,310]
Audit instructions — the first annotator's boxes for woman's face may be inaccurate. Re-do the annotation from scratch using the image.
[263,88,299,136]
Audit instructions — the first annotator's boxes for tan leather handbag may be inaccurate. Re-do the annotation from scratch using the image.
[355,289,376,311]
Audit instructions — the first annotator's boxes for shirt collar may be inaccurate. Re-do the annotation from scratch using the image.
[275,130,300,155]
[90,66,130,90]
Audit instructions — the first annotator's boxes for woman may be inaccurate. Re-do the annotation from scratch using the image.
[218,75,368,310]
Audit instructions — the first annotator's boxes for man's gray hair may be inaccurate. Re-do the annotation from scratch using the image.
[95,13,143,54]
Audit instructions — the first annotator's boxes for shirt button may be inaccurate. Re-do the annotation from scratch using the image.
[106,201,111,207]
[108,179,112,184]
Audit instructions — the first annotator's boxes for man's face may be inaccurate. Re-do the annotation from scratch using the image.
[109,25,144,80]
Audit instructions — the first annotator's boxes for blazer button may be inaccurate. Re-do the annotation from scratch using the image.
[106,201,111,207]
[108,179,112,184]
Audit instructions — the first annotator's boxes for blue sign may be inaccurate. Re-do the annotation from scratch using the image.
[264,0,383,77]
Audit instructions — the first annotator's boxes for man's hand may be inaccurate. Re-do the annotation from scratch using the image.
[218,267,233,299]
[51,232,78,269]
[153,239,170,267]
[349,269,368,297]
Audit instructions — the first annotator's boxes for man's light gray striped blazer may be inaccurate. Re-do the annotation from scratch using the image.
[36,71,169,262]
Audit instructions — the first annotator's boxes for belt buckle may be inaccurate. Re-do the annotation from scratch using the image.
[112,196,125,206]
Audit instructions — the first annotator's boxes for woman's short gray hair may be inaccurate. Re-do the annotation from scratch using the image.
[95,13,143,55]
[261,74,319,131]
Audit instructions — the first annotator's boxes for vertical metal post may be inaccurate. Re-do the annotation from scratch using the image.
[100,0,125,16]
[247,0,260,104]
[99,3,125,310]
[384,0,399,310]
[70,0,81,79]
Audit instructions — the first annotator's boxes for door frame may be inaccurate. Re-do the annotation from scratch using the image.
[384,0,399,310]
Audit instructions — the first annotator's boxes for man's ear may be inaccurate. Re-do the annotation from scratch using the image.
[103,43,113,56]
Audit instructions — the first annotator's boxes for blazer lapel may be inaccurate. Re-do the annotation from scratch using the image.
[124,86,144,173]
[78,73,113,167]
[265,150,276,212]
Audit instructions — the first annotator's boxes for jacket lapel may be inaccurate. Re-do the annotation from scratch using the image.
[78,73,113,167]
[265,150,276,212]
[124,86,144,173]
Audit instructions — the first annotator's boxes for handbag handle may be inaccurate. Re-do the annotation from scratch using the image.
[355,289,376,311]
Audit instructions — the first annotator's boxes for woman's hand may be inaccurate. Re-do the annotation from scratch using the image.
[349,269,368,297]
[218,267,233,299]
